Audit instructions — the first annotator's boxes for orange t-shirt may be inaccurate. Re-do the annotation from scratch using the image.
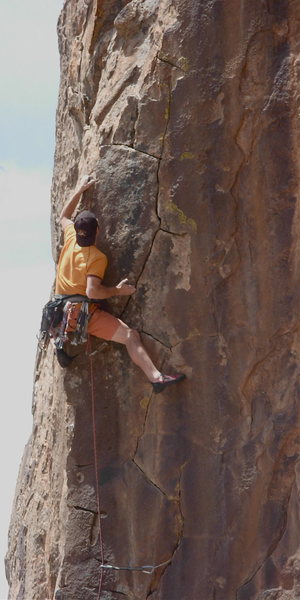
[55,224,108,295]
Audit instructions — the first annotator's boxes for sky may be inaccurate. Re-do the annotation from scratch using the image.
[0,1,64,597]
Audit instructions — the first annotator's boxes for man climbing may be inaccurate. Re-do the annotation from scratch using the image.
[54,175,186,394]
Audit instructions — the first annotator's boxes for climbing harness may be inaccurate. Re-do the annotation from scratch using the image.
[38,294,103,364]
[39,299,173,596]
[39,294,91,348]
[87,336,172,599]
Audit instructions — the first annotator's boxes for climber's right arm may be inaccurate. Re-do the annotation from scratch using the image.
[86,276,136,299]
[59,175,95,230]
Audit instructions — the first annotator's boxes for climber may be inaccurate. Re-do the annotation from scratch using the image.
[53,174,186,394]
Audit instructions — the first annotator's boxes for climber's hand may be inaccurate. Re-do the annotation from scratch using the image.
[116,278,136,296]
[78,175,96,193]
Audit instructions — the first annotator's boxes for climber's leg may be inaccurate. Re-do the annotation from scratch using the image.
[88,308,186,391]
[87,308,160,380]
[111,322,162,382]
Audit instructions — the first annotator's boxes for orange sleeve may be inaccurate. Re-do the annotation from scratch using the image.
[64,223,76,242]
[87,254,108,280]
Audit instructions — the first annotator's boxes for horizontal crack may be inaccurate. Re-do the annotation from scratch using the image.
[159,227,188,237]
[110,142,160,160]
[157,54,186,73]
[73,505,98,515]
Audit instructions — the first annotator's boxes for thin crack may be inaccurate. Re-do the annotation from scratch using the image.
[236,450,296,599]
[177,465,185,539]
[208,116,246,311]
[130,74,173,296]
[132,387,153,462]
[152,466,186,597]
[131,457,169,499]
[235,512,289,599]
[111,142,160,161]
[73,505,98,515]
[222,32,273,288]
[122,61,173,318]
[154,62,172,214]
[240,342,280,431]
[141,329,172,350]
[119,227,160,320]
[132,96,139,147]
[236,28,272,94]
[157,54,186,73]
[159,227,188,237]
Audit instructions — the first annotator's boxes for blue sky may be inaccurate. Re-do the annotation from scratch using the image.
[0,1,61,168]
[0,1,64,597]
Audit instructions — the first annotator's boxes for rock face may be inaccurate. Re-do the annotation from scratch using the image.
[6,1,300,599]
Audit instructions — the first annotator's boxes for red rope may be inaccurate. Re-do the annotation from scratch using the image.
[88,335,104,599]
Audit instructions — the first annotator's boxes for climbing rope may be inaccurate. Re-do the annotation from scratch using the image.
[88,335,104,600]
[87,336,172,598]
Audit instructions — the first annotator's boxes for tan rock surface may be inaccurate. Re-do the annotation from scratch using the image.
[6,1,300,599]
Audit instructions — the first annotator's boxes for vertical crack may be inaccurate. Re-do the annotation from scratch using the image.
[112,81,171,316]
[149,464,186,598]
[235,455,296,599]
[175,464,185,549]
[121,59,173,320]
[132,389,153,462]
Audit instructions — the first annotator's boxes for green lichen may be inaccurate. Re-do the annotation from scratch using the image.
[169,201,197,231]
[178,56,190,72]
[180,152,195,160]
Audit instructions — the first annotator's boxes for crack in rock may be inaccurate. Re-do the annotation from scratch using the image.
[151,466,186,598]
[111,142,160,161]
[73,505,98,515]
[141,329,172,350]
[121,66,173,319]
[159,227,188,237]
[131,457,169,499]
[235,468,295,599]
[119,227,160,320]
[157,54,186,73]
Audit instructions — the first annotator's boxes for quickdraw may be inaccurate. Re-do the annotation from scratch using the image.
[38,295,93,352]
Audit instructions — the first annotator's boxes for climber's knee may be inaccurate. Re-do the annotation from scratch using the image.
[111,321,140,346]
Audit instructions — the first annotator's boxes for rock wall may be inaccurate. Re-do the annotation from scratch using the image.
[6,1,300,599]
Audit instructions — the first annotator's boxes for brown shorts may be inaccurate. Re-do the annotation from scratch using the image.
[67,303,121,341]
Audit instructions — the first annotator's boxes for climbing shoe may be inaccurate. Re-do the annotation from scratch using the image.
[55,348,75,368]
[152,373,186,394]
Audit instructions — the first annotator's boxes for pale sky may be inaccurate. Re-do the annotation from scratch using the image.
[0,1,64,597]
